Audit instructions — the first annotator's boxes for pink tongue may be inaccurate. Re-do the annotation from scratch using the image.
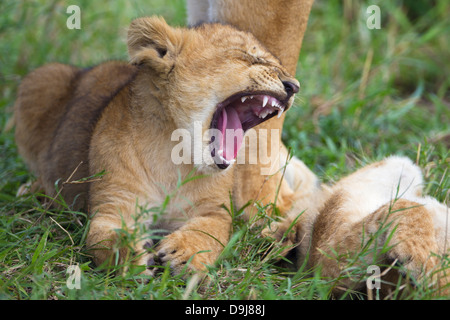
[217,107,243,161]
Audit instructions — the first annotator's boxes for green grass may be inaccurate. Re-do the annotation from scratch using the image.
[0,0,449,300]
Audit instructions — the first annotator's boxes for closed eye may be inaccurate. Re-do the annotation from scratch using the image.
[225,48,266,65]
[226,48,281,67]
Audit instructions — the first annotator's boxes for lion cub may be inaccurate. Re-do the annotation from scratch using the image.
[14,17,299,274]
[265,156,450,296]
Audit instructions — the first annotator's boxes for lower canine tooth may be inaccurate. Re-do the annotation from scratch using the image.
[260,109,270,119]
[277,108,284,118]
[220,155,235,165]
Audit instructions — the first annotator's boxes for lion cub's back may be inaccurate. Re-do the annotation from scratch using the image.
[14,61,137,209]
[14,63,80,172]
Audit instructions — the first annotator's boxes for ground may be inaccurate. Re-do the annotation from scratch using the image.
[0,0,448,300]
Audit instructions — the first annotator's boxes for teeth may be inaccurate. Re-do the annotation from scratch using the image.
[259,109,272,119]
[239,94,285,119]
[259,110,266,118]
[215,149,235,166]
[277,108,284,118]
[271,101,282,109]
[220,155,235,165]
[262,96,268,108]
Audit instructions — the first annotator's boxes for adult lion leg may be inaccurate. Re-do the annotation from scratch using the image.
[187,0,316,216]
[187,0,313,74]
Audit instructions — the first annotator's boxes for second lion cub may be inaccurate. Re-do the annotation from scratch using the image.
[14,17,299,274]
[265,156,450,296]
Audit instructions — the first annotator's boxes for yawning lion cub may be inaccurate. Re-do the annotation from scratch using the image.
[14,17,299,274]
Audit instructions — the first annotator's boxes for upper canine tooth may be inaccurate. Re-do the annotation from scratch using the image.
[241,96,248,103]
[262,96,268,108]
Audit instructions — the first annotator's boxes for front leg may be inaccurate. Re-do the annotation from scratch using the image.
[86,180,153,274]
[150,212,232,274]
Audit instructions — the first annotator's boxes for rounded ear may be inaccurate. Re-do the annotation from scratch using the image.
[127,16,180,73]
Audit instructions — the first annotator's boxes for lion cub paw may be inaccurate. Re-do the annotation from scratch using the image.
[147,230,219,275]
[382,202,440,280]
[386,236,438,280]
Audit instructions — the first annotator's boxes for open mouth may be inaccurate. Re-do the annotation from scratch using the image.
[209,92,290,169]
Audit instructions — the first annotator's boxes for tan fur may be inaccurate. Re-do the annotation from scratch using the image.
[187,0,313,74]
[14,17,299,274]
[264,156,450,296]
[14,62,137,208]
[187,0,316,218]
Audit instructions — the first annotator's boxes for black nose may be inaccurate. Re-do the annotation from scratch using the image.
[282,81,300,95]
